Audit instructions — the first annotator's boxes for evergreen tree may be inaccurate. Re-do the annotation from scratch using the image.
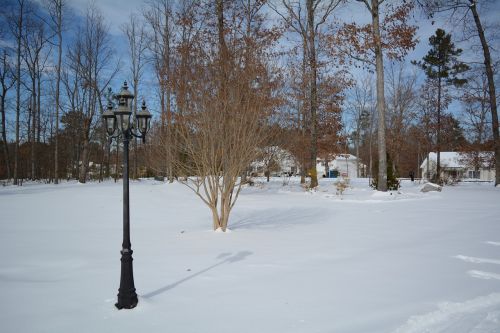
[371,153,400,191]
[413,28,469,183]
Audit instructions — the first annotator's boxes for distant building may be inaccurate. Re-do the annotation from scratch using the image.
[420,152,495,182]
[250,149,365,179]
[316,154,365,179]
[250,146,299,177]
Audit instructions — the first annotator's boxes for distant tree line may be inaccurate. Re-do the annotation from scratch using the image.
[0,0,498,191]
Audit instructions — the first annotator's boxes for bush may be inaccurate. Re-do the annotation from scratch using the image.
[371,154,400,191]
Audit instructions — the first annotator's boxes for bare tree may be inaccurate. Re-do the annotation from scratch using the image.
[459,66,492,172]
[143,0,178,181]
[0,49,16,181]
[316,75,346,172]
[386,62,418,172]
[460,67,491,147]
[46,0,65,184]
[6,0,28,185]
[260,145,284,182]
[270,0,343,188]
[346,75,374,177]
[122,14,148,179]
[22,6,52,180]
[61,58,85,179]
[158,0,281,231]
[65,4,118,183]
[358,0,387,190]
[285,50,309,183]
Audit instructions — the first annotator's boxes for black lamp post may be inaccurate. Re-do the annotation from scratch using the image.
[102,81,152,310]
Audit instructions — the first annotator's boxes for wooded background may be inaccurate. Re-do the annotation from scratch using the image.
[0,0,498,188]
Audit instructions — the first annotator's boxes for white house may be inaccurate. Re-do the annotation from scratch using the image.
[250,149,364,179]
[316,154,365,179]
[250,146,299,176]
[420,152,495,182]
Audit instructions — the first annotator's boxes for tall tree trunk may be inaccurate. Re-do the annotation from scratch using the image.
[80,94,93,183]
[211,208,221,231]
[37,71,41,144]
[160,88,168,177]
[355,131,360,177]
[164,11,174,183]
[79,138,89,183]
[307,0,319,188]
[14,1,24,185]
[436,75,442,183]
[1,93,11,180]
[220,197,231,232]
[470,1,499,186]
[115,141,119,183]
[166,38,173,182]
[217,0,225,59]
[74,140,80,179]
[369,111,374,178]
[426,147,430,179]
[417,149,421,179]
[166,83,173,182]
[0,48,11,180]
[106,138,111,178]
[99,140,105,182]
[300,36,307,184]
[31,85,36,180]
[371,0,387,191]
[215,0,233,231]
[54,2,62,184]
[79,109,93,184]
[133,81,138,179]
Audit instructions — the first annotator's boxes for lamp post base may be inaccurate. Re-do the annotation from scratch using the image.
[115,248,138,310]
[115,295,138,310]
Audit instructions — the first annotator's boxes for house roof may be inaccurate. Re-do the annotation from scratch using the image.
[336,154,358,161]
[421,152,461,169]
[420,152,494,169]
[317,154,358,162]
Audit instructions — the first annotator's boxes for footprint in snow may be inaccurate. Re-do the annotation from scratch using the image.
[455,241,500,282]
[468,270,500,281]
[394,243,500,332]
[392,293,500,333]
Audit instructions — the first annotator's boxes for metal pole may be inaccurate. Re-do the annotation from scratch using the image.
[115,132,138,309]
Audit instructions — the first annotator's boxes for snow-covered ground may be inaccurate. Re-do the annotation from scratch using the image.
[1,178,500,333]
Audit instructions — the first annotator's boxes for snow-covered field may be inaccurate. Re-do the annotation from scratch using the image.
[1,178,500,333]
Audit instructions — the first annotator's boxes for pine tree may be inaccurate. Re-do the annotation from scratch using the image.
[371,153,400,191]
[413,28,469,184]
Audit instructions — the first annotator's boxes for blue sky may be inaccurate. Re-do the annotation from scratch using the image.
[64,0,499,87]
[5,0,500,123]
[64,0,500,54]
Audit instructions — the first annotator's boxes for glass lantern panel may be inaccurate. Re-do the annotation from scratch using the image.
[107,117,115,134]
[118,114,130,132]
[138,117,147,133]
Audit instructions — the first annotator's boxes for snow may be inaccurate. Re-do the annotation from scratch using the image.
[1,178,500,333]
[393,293,500,333]
[421,152,463,168]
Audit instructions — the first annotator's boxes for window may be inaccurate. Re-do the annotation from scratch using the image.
[468,170,480,179]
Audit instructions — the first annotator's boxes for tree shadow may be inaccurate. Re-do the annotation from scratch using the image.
[231,208,319,230]
[142,251,253,299]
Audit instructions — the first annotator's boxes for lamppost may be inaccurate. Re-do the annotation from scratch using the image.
[102,81,152,309]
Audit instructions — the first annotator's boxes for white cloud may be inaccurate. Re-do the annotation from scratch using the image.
[66,0,146,35]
